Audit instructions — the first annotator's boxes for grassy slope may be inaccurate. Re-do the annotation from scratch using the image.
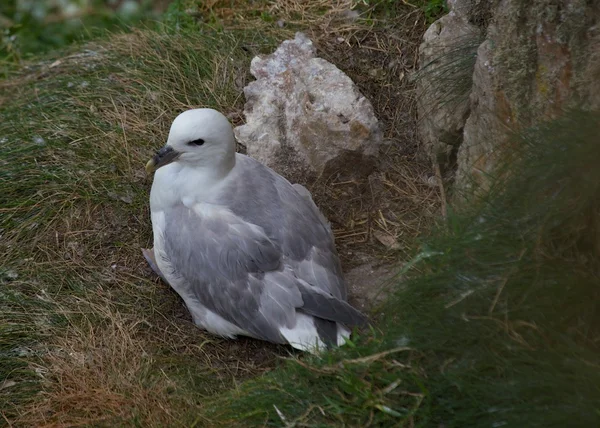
[202,113,600,427]
[0,18,285,425]
[3,0,433,424]
[4,1,598,427]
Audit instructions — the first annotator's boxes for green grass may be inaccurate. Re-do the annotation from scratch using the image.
[0,21,284,425]
[354,0,448,23]
[415,0,448,23]
[199,111,600,426]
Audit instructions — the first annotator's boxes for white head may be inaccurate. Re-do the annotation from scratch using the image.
[146,108,236,174]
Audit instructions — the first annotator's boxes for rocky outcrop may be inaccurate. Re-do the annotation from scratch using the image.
[234,33,383,183]
[416,0,481,166]
[417,0,600,193]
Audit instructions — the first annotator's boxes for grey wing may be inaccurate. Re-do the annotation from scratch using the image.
[162,203,366,344]
[284,184,347,343]
[163,204,299,344]
[292,183,333,236]
[214,155,347,300]
[274,176,348,300]
[292,183,312,201]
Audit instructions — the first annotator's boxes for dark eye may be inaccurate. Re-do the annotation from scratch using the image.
[187,138,205,146]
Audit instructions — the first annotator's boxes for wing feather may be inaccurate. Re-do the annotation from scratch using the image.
[158,155,367,347]
[163,203,302,343]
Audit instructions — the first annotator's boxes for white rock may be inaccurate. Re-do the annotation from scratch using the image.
[234,33,382,182]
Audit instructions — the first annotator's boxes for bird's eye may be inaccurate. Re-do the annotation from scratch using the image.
[187,138,205,146]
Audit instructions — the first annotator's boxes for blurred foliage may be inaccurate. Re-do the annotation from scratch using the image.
[0,0,165,62]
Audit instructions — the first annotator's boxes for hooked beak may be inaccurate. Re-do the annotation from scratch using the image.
[145,146,180,174]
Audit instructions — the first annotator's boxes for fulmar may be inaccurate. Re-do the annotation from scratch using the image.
[143,108,367,352]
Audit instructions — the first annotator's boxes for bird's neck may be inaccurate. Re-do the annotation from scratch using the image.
[150,155,237,210]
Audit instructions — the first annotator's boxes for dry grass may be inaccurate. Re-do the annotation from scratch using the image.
[1,1,442,425]
[15,298,279,427]
[15,300,180,427]
[8,287,286,426]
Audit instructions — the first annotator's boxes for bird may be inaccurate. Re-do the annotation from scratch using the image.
[142,108,367,352]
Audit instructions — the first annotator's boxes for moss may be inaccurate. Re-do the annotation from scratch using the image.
[535,64,550,96]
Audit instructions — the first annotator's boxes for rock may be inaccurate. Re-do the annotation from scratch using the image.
[418,0,600,195]
[416,0,481,165]
[455,39,507,191]
[344,262,398,312]
[457,0,600,191]
[234,32,383,184]
[373,230,400,250]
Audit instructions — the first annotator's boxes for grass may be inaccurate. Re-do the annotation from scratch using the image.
[414,0,449,24]
[199,110,600,427]
[0,23,286,425]
[1,1,441,425]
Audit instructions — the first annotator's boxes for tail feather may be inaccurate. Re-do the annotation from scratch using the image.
[298,283,368,328]
[313,317,338,348]
[141,247,167,281]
